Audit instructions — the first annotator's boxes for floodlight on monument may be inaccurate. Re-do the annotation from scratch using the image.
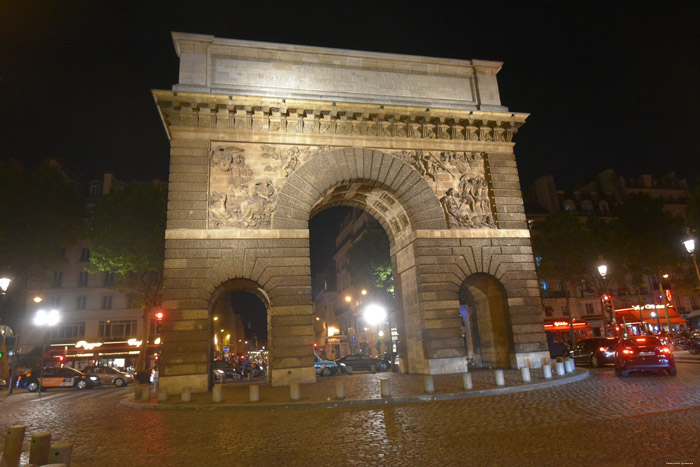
[683,238,696,254]
[363,304,387,325]
[597,264,607,278]
[0,277,11,294]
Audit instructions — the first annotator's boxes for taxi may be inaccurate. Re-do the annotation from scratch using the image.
[15,367,101,392]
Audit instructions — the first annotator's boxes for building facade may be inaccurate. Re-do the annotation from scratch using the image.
[18,174,152,371]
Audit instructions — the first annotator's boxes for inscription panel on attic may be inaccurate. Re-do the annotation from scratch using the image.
[208,144,496,230]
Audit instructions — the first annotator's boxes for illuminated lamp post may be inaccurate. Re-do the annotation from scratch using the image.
[650,311,661,331]
[0,277,12,385]
[683,237,700,286]
[34,309,60,398]
[597,264,610,336]
[363,304,387,358]
[658,273,672,332]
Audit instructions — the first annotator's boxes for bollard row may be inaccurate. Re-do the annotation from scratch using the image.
[1,426,74,467]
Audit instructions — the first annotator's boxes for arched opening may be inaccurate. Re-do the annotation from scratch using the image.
[309,205,400,368]
[459,274,514,368]
[208,278,270,386]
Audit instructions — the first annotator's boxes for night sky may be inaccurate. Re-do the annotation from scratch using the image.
[1,2,698,189]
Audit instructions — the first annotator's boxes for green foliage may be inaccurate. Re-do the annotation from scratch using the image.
[611,193,684,286]
[687,186,700,235]
[0,160,82,289]
[88,182,167,310]
[346,229,395,297]
[531,211,596,289]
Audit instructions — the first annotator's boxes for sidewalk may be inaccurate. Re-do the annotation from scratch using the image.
[121,366,589,411]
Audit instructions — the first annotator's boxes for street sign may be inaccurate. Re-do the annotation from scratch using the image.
[223,346,229,352]
[350,334,357,346]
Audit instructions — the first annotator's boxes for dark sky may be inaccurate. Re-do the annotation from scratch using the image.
[1,1,699,190]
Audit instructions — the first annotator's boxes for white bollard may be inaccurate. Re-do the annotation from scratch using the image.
[424,375,434,394]
[543,364,553,379]
[494,369,505,386]
[555,360,566,376]
[520,366,531,383]
[463,373,473,390]
[181,386,192,402]
[158,387,168,402]
[335,380,346,399]
[212,384,222,403]
[541,357,549,368]
[249,384,260,402]
[290,382,300,401]
[140,385,151,401]
[565,358,575,374]
[47,441,73,466]
[29,432,52,467]
[2,425,26,467]
[380,379,391,397]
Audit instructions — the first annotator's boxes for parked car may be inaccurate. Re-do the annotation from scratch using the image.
[0,378,6,388]
[15,367,101,392]
[614,336,676,377]
[569,337,616,367]
[336,354,390,372]
[314,353,340,376]
[83,366,134,387]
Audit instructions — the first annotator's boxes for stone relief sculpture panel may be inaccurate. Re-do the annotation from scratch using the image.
[392,150,496,229]
[208,144,315,229]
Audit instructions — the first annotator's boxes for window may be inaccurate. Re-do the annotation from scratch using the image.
[49,297,61,308]
[76,295,87,310]
[56,248,66,259]
[80,248,91,262]
[50,321,85,340]
[102,295,113,309]
[52,271,63,288]
[99,320,137,339]
[89,184,100,196]
[104,272,116,286]
[585,303,595,315]
[78,271,88,287]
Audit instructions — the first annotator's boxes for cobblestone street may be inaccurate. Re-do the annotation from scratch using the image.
[2,360,699,466]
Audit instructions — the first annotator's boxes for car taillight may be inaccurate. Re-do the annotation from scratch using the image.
[599,347,607,352]
[661,347,671,354]
[17,376,22,381]
[622,349,634,355]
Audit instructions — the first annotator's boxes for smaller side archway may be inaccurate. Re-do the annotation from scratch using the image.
[208,278,271,384]
[459,273,515,368]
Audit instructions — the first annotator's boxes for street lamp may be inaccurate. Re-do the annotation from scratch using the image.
[364,304,387,358]
[683,237,700,286]
[0,277,12,387]
[597,263,609,336]
[34,309,60,398]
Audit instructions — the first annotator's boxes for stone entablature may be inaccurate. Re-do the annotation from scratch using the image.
[171,32,507,111]
[153,92,526,143]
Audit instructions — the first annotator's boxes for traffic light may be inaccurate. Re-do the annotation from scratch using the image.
[155,310,164,335]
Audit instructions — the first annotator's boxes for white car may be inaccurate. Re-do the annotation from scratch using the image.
[82,366,134,387]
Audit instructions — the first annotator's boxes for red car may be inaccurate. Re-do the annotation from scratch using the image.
[614,336,676,377]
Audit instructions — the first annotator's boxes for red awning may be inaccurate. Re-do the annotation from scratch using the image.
[615,307,685,326]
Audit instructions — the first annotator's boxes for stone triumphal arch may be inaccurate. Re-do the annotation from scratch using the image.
[153,32,549,394]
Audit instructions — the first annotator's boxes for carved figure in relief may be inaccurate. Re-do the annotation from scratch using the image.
[441,174,496,229]
[209,192,231,220]
[212,146,244,172]
[409,151,452,181]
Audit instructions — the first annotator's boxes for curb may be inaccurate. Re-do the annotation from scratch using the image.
[120,369,589,411]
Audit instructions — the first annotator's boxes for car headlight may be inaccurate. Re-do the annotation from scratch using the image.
[339,363,346,367]
[89,376,98,381]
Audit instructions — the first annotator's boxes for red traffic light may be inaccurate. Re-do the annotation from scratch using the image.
[602,295,611,302]
[155,311,164,320]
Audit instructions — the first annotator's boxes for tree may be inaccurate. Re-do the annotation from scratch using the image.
[0,160,82,293]
[531,211,598,343]
[346,229,395,300]
[0,159,82,381]
[611,193,684,294]
[87,181,167,371]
